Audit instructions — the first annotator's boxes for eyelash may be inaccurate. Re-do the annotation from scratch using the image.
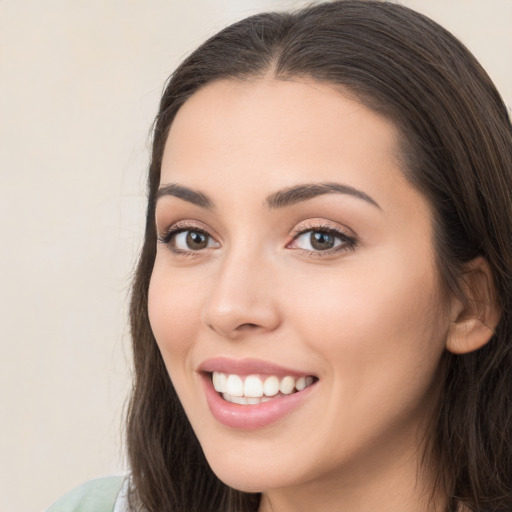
[288,223,357,257]
[157,221,216,256]
[157,221,357,257]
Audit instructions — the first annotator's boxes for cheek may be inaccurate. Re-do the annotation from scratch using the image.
[147,261,206,365]
[285,249,447,407]
[281,255,447,465]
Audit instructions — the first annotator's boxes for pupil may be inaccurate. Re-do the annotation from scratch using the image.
[187,231,207,249]
[311,231,334,250]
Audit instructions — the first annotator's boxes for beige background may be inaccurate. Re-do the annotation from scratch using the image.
[0,1,510,511]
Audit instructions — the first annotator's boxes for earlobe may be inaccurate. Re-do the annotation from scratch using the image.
[446,257,502,355]
[447,317,498,355]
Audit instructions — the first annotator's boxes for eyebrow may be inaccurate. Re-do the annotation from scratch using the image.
[156,181,380,210]
[156,183,213,209]
[266,182,381,210]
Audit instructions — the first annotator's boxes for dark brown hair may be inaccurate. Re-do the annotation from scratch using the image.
[126,2,512,511]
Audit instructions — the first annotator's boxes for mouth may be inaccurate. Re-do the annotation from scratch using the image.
[198,357,318,428]
[210,372,317,405]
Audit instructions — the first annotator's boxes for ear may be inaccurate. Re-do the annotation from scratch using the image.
[446,256,502,355]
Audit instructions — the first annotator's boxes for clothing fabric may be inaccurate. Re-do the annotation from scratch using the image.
[45,475,128,512]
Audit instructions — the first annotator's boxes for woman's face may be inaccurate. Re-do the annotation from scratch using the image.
[148,78,452,495]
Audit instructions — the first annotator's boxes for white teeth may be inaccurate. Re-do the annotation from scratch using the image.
[228,395,248,405]
[279,376,295,395]
[212,371,227,393]
[223,393,265,405]
[263,376,279,397]
[244,375,263,397]
[212,371,315,402]
[226,374,243,397]
[295,376,306,391]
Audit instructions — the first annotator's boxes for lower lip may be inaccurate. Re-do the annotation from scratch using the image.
[201,373,317,429]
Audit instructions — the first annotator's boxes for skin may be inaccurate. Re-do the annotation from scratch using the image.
[148,78,455,512]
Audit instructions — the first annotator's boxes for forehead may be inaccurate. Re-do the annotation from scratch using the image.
[161,77,414,214]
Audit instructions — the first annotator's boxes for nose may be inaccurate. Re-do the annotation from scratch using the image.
[201,250,281,339]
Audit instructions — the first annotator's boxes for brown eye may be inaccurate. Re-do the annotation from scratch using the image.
[168,229,220,252]
[289,227,356,254]
[186,231,209,250]
[310,231,335,250]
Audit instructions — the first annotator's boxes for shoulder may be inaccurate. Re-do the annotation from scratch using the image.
[45,475,128,512]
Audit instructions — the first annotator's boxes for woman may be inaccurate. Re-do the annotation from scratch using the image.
[47,1,512,511]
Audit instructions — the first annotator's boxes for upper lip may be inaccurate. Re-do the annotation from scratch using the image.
[198,357,316,377]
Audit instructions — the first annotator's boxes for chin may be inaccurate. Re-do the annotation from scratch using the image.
[200,442,311,494]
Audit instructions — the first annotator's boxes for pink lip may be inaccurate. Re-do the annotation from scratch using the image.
[198,357,318,430]
[198,357,315,378]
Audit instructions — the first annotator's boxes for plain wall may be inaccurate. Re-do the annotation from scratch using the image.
[0,1,510,511]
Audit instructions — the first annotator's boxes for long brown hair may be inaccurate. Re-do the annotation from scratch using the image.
[126,2,512,511]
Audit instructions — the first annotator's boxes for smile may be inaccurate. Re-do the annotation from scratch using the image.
[212,372,315,405]
[198,358,318,429]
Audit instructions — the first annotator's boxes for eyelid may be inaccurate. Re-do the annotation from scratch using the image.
[156,217,358,257]
[157,219,217,241]
[290,218,357,239]
[287,219,358,255]
[157,219,220,254]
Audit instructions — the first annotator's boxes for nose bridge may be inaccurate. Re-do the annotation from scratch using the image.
[202,240,279,338]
